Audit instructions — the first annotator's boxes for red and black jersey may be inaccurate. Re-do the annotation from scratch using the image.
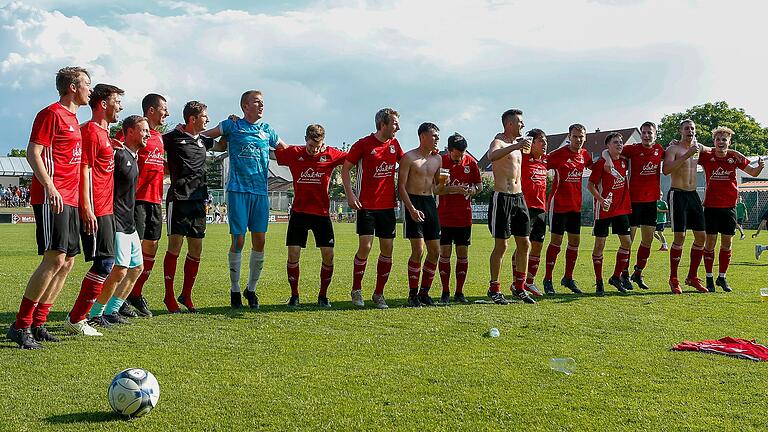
[276,145,347,216]
[622,143,664,203]
[29,102,82,207]
[521,154,548,211]
[699,150,748,208]
[80,121,114,216]
[589,158,631,220]
[345,134,403,210]
[437,153,481,227]
[547,146,592,214]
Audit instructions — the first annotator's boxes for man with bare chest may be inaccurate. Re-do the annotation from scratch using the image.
[662,119,708,294]
[398,122,445,307]
[486,109,536,304]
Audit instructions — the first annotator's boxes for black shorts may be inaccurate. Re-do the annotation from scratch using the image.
[403,195,440,240]
[134,201,163,241]
[629,201,657,227]
[356,209,396,239]
[287,212,335,248]
[656,223,666,232]
[488,192,530,239]
[550,211,581,235]
[593,214,631,237]
[81,214,115,261]
[668,189,705,233]
[528,207,547,243]
[705,207,737,236]
[34,204,80,256]
[167,200,206,238]
[440,226,471,246]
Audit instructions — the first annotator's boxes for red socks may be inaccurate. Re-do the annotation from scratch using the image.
[718,249,732,275]
[489,280,501,293]
[31,303,52,328]
[526,255,540,284]
[163,252,180,312]
[420,260,437,292]
[130,253,155,298]
[374,255,392,295]
[592,254,603,281]
[352,255,367,291]
[544,244,561,280]
[614,248,630,278]
[181,255,200,304]
[634,244,651,274]
[688,245,704,279]
[69,271,106,323]
[287,261,300,296]
[703,248,715,275]
[319,264,333,297]
[512,271,526,293]
[455,257,468,294]
[15,296,37,329]
[564,245,579,279]
[670,244,683,279]
[438,257,451,294]
[407,259,421,290]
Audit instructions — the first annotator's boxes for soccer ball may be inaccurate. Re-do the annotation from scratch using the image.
[107,368,160,417]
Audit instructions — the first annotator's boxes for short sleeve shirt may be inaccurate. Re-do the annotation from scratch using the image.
[80,121,114,216]
[275,145,347,216]
[521,154,548,211]
[29,102,82,207]
[163,129,214,201]
[437,154,482,227]
[622,143,664,203]
[656,200,668,224]
[220,119,279,196]
[698,150,748,208]
[345,134,403,210]
[547,146,592,214]
[589,158,631,220]
[113,147,139,233]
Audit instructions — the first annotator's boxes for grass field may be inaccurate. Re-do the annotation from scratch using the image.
[1,222,768,431]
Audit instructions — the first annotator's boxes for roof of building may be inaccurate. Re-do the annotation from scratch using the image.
[0,157,32,177]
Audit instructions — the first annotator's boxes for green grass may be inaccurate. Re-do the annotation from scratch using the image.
[1,223,768,431]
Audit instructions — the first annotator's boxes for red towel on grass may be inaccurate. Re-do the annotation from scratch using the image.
[673,337,768,362]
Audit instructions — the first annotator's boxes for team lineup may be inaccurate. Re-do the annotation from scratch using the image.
[6,66,768,349]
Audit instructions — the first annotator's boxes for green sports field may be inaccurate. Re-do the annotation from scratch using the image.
[1,223,767,431]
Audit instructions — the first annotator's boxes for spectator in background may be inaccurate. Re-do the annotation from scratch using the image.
[736,196,748,240]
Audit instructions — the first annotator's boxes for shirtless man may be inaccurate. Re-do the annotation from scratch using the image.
[661,119,708,294]
[486,109,536,304]
[398,122,446,307]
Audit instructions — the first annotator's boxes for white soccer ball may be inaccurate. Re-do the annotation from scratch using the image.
[107,368,160,417]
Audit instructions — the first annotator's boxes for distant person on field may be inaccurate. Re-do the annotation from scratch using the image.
[654,193,669,251]
[735,196,748,240]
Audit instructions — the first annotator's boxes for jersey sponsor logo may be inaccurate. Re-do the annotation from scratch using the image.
[710,167,733,180]
[374,161,396,178]
[531,167,548,181]
[69,145,82,165]
[640,161,659,175]
[238,142,263,159]
[565,168,582,182]
[106,159,115,173]
[145,147,165,166]
[612,176,625,189]
[298,167,326,184]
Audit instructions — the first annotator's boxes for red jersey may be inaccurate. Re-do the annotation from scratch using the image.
[547,146,592,214]
[80,122,114,216]
[622,143,664,203]
[521,154,548,210]
[115,128,165,204]
[437,154,481,227]
[698,150,748,208]
[276,145,346,216]
[589,158,631,220]
[29,102,82,207]
[345,134,403,210]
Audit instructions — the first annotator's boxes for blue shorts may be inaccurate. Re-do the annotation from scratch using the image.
[227,191,269,235]
[114,231,142,268]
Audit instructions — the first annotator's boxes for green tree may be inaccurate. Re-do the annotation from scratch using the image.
[474,175,494,203]
[7,148,26,157]
[658,101,768,155]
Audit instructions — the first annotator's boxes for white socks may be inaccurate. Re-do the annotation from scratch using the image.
[247,251,264,293]
[228,251,242,293]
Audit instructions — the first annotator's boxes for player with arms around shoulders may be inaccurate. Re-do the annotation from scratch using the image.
[588,133,633,295]
[698,127,764,292]
[341,108,404,309]
[437,133,482,305]
[275,124,347,308]
[486,109,536,304]
[7,66,91,349]
[399,122,447,307]
[519,128,549,297]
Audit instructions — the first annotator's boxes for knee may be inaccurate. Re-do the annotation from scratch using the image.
[61,257,76,273]
[92,257,115,277]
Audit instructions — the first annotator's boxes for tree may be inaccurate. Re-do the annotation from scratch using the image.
[7,148,26,157]
[658,101,768,155]
[474,175,494,203]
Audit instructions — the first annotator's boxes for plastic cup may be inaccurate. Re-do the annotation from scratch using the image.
[760,288,768,301]
[521,139,531,154]
[439,168,450,184]
[549,357,576,375]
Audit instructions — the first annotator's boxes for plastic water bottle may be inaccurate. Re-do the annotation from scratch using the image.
[549,357,576,375]
[602,192,613,212]
[760,288,768,301]
[486,328,500,338]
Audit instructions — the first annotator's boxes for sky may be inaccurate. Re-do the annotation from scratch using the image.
[1,0,767,158]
